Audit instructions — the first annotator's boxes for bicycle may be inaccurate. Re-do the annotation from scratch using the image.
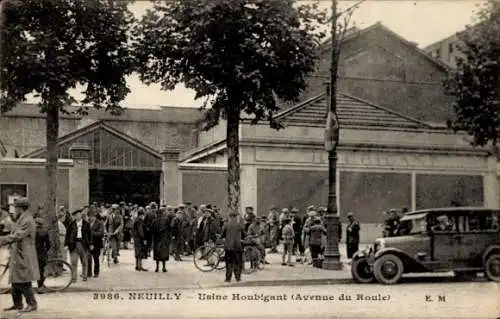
[0,257,73,294]
[193,242,225,272]
[242,243,264,274]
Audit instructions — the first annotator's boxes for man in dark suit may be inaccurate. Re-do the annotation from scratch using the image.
[346,212,360,259]
[105,204,123,264]
[87,211,105,278]
[65,208,91,282]
[221,212,245,283]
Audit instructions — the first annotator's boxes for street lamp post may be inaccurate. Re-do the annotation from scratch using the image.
[322,0,342,270]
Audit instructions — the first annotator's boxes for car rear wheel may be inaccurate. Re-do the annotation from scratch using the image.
[373,254,404,285]
[484,253,500,282]
[351,257,375,283]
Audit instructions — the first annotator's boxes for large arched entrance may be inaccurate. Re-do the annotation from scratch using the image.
[24,121,162,206]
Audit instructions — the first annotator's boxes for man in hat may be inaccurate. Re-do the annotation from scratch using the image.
[346,212,360,259]
[66,207,91,282]
[280,216,295,267]
[87,210,105,278]
[267,206,280,253]
[105,204,123,264]
[243,206,256,232]
[0,198,39,312]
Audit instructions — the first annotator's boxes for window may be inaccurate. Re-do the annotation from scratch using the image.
[466,211,499,231]
[448,42,454,53]
[428,213,455,232]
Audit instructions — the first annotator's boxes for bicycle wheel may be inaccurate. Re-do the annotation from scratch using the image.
[43,259,73,292]
[193,245,219,272]
[215,246,226,270]
[243,246,259,274]
[0,263,9,294]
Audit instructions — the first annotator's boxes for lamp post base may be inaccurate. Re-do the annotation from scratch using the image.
[323,257,343,270]
[323,214,343,270]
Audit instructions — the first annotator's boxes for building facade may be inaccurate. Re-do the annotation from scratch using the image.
[1,23,499,242]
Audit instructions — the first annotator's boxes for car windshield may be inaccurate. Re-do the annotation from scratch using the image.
[397,216,427,235]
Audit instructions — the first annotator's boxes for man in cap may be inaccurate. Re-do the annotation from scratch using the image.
[105,204,123,264]
[243,206,256,232]
[87,210,105,278]
[33,208,50,293]
[290,208,304,262]
[66,207,91,282]
[346,212,360,259]
[267,206,280,253]
[280,216,295,266]
[171,205,184,261]
[221,210,246,282]
[306,217,327,267]
[178,203,192,256]
[0,198,39,312]
[383,209,400,237]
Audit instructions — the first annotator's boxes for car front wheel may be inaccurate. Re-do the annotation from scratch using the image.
[373,254,404,285]
[351,257,375,283]
[484,253,500,282]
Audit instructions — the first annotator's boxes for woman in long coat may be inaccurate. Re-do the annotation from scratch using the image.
[152,208,173,272]
[132,208,148,271]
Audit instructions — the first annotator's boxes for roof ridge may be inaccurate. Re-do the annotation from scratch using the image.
[22,120,161,159]
[337,91,432,128]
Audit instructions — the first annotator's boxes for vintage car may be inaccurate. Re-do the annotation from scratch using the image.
[351,207,500,284]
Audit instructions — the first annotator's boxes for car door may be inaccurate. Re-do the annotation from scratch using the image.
[458,210,499,264]
[431,212,461,264]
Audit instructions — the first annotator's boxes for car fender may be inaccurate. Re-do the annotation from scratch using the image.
[352,247,371,261]
[482,245,500,264]
[374,248,431,271]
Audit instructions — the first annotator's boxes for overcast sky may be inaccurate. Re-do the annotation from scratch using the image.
[26,0,484,109]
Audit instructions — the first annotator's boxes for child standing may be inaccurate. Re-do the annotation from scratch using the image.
[281,218,295,266]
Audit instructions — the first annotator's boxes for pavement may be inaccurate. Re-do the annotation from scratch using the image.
[66,243,356,292]
[1,243,460,293]
[0,281,498,318]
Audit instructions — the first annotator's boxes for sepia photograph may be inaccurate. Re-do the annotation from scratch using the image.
[0,0,499,318]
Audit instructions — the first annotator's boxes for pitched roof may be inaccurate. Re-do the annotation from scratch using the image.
[274,92,432,129]
[319,22,452,72]
[1,103,203,123]
[23,120,161,159]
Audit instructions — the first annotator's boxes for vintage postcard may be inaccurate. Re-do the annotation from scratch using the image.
[0,0,499,318]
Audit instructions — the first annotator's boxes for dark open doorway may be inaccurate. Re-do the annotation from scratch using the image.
[89,169,161,206]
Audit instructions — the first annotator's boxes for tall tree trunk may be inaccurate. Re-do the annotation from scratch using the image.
[226,108,241,217]
[45,104,60,259]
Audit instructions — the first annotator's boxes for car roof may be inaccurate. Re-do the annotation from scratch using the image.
[405,207,499,217]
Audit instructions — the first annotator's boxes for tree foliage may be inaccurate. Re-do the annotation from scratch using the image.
[444,0,500,152]
[1,0,135,115]
[135,0,326,215]
[0,0,136,258]
[134,0,327,130]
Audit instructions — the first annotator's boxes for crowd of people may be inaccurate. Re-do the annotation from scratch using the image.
[1,197,401,312]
